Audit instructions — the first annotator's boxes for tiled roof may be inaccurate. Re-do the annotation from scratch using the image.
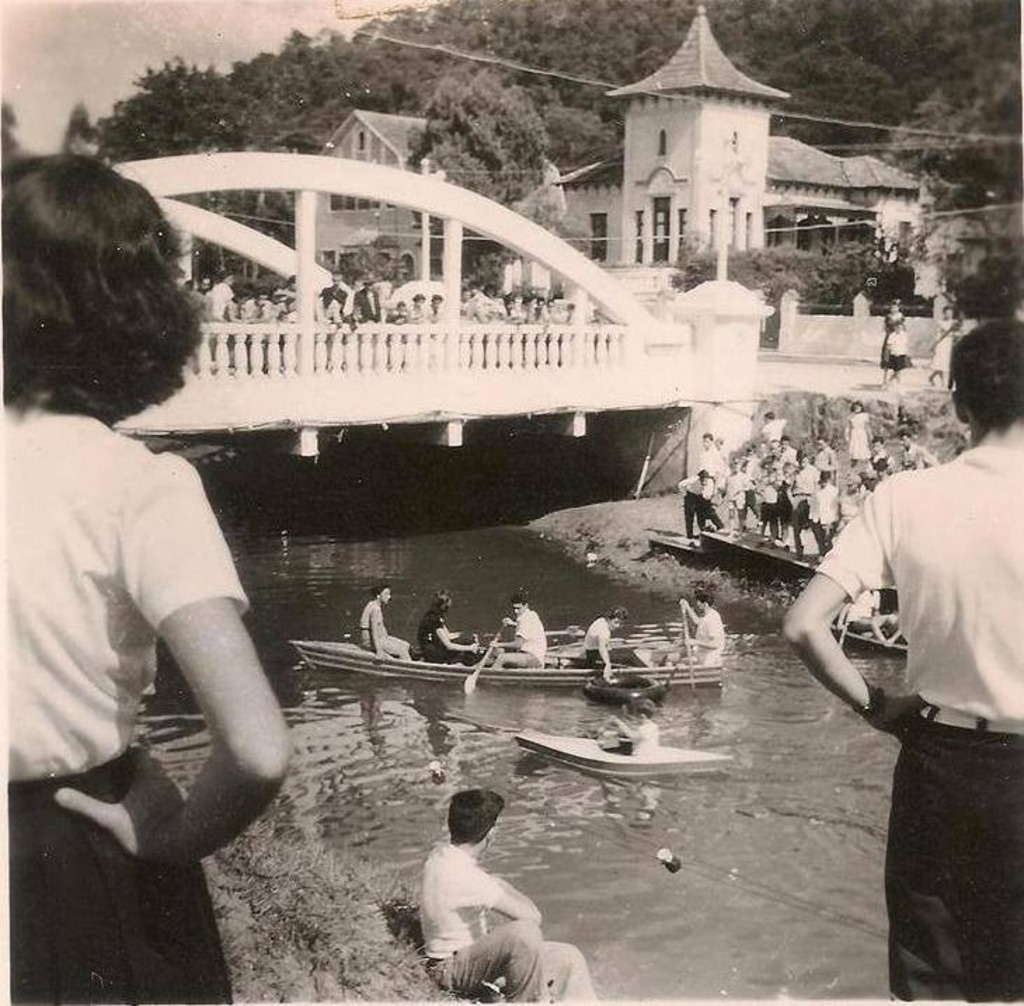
[608,4,789,102]
[768,136,918,191]
[325,110,426,162]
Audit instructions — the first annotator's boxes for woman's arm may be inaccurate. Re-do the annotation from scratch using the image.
[56,597,290,863]
[437,624,475,653]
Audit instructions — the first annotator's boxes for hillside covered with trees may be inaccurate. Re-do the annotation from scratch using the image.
[63,0,1020,310]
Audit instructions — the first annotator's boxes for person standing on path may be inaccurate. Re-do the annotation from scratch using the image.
[784,319,1024,1001]
[846,401,872,471]
[880,299,906,388]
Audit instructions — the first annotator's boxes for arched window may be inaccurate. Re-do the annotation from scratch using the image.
[657,129,667,156]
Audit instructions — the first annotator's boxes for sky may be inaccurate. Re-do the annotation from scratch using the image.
[2,0,441,154]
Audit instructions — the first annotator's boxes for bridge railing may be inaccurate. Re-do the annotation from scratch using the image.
[194,322,630,381]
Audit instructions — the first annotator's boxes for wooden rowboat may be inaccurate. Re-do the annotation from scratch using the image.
[291,639,723,688]
[515,728,731,777]
[831,610,907,655]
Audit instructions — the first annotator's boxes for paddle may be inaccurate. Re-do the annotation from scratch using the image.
[680,601,697,689]
[463,626,505,695]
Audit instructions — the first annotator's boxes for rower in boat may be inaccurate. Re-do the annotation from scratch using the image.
[839,589,901,646]
[359,582,411,661]
[679,588,725,669]
[479,588,547,670]
[416,589,481,666]
[582,606,629,681]
[596,697,660,756]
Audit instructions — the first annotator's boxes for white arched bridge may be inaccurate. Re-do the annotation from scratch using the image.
[117,153,762,450]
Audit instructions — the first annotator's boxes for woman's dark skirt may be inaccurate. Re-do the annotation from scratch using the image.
[9,748,231,1004]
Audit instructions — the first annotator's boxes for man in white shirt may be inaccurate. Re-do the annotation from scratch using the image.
[207,272,236,322]
[697,432,728,488]
[679,589,725,668]
[809,470,840,556]
[790,454,821,557]
[486,589,547,670]
[784,319,1024,1000]
[583,606,628,680]
[421,790,596,1001]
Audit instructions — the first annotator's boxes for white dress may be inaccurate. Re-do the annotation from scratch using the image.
[848,413,871,463]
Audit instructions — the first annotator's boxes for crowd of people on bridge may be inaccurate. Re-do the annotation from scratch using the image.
[189,268,590,330]
[679,406,939,557]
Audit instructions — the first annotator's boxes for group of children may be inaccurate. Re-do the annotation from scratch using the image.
[681,406,939,557]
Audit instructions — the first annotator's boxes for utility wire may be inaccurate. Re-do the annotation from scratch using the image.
[354,28,1020,146]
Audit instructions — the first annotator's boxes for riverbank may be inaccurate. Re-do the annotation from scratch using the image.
[206,819,442,1001]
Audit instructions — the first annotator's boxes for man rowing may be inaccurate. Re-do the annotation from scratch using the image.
[679,589,725,668]
[479,588,547,670]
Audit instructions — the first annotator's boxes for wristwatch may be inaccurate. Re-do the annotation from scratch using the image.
[860,683,885,717]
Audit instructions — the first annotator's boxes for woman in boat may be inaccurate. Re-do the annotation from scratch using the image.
[416,589,480,665]
[582,606,629,680]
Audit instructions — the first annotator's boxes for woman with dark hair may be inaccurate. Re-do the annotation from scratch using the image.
[417,589,480,665]
[5,155,291,1004]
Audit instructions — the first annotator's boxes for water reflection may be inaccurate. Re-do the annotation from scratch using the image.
[140,528,907,1000]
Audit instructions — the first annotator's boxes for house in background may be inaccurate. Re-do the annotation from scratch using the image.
[317,108,439,279]
[559,4,920,280]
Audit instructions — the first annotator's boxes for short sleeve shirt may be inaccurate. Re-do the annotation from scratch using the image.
[516,608,547,661]
[420,842,505,958]
[817,447,1024,721]
[7,412,247,780]
[695,609,726,667]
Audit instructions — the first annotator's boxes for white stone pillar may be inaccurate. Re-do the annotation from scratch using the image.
[295,188,318,375]
[442,218,462,325]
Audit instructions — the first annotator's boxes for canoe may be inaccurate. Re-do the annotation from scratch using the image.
[582,674,670,705]
[700,530,820,577]
[832,612,907,655]
[515,728,731,777]
[291,639,723,687]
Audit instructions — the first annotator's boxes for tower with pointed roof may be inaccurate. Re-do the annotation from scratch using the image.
[609,3,788,266]
[560,4,918,275]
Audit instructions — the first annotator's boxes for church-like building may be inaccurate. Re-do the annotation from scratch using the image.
[560,4,920,268]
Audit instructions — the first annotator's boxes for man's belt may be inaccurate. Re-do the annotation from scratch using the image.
[920,703,1024,736]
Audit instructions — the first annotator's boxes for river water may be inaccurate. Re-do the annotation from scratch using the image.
[141,525,906,1000]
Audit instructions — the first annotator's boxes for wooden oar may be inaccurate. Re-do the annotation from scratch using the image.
[463,626,504,695]
[681,604,697,689]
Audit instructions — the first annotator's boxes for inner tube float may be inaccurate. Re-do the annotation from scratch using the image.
[582,674,669,706]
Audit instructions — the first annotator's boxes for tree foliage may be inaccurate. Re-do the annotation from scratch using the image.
[62,102,99,156]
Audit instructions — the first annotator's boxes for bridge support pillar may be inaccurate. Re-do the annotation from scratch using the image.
[295,189,318,375]
[292,426,320,458]
[555,412,587,438]
[431,420,463,448]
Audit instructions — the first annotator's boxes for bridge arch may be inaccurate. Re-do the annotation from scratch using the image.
[117,152,658,328]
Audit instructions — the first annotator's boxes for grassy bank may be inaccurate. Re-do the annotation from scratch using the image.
[206,818,443,1002]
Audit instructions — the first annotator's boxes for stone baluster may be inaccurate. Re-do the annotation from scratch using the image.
[314,328,328,374]
[267,329,282,378]
[213,328,231,379]
[282,327,298,375]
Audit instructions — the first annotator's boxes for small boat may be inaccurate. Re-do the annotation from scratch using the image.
[582,674,670,705]
[515,728,731,778]
[291,639,723,688]
[700,530,820,577]
[832,606,907,655]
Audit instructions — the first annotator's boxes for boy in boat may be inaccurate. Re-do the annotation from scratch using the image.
[679,589,725,669]
[359,582,412,661]
[420,789,597,1001]
[482,588,547,670]
[597,697,661,756]
[784,319,1024,1000]
[583,606,628,681]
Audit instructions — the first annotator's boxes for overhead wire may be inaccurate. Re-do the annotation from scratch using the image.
[353,27,1020,146]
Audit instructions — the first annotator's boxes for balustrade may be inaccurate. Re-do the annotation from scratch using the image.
[193,321,629,382]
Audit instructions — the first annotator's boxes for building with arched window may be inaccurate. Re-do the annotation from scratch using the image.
[559,5,920,271]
